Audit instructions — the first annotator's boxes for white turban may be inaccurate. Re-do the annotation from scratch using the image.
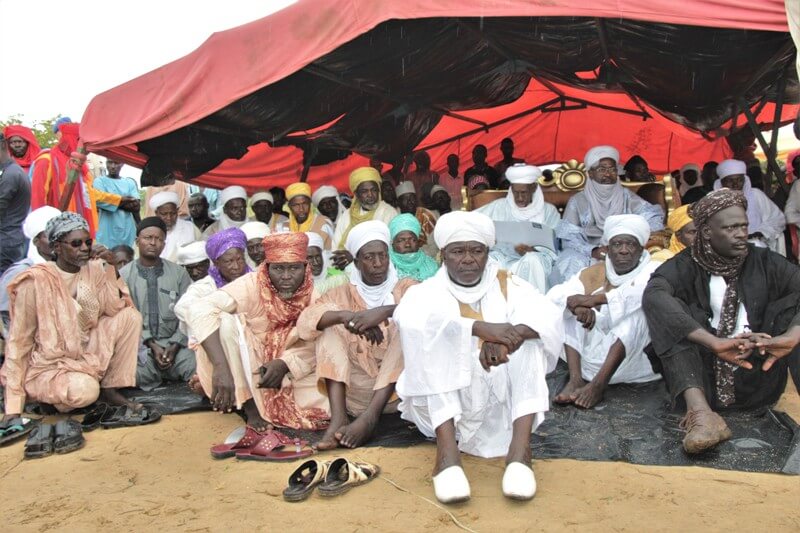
[602,214,651,246]
[311,185,339,207]
[434,211,496,249]
[430,184,447,196]
[148,191,180,211]
[249,191,273,206]
[716,159,747,179]
[305,231,325,250]
[240,221,270,241]
[219,185,247,206]
[176,241,208,265]
[584,145,620,171]
[23,206,61,239]
[345,220,390,257]
[680,163,701,177]
[395,181,416,196]
[505,163,542,184]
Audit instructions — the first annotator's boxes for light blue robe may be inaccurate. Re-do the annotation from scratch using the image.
[93,176,139,249]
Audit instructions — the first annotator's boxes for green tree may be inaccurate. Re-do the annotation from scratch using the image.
[0,114,63,149]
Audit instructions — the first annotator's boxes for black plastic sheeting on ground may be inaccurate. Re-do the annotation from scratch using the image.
[120,364,799,475]
[137,16,798,184]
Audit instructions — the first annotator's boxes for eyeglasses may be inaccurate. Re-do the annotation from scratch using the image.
[592,165,618,176]
[60,238,93,249]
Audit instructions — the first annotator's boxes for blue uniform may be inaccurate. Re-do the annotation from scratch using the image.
[93,175,138,249]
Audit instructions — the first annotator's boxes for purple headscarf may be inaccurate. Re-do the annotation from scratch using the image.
[205,227,251,287]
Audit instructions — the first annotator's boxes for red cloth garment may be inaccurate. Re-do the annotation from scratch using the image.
[3,125,41,172]
[255,232,325,429]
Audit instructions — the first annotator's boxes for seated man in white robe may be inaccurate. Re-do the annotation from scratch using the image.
[554,145,664,283]
[203,186,249,238]
[713,159,786,255]
[176,241,210,282]
[306,232,347,295]
[241,221,270,268]
[150,191,201,263]
[477,163,561,293]
[395,211,563,504]
[548,214,661,409]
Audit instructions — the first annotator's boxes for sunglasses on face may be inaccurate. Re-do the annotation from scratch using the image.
[61,238,93,249]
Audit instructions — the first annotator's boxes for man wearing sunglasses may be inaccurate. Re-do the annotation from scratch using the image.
[2,212,149,422]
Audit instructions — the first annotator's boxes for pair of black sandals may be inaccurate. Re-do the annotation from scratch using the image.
[22,403,161,459]
[24,419,84,458]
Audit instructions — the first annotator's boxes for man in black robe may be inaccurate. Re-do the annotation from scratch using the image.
[643,189,800,454]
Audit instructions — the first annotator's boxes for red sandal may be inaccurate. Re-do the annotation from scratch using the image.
[234,430,314,462]
[210,426,269,459]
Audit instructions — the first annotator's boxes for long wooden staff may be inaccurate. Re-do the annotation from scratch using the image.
[58,144,88,212]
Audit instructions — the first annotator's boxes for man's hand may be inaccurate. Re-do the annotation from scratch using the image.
[258,359,290,388]
[574,307,596,329]
[331,250,354,270]
[710,337,755,370]
[479,342,510,371]
[473,322,524,352]
[567,294,597,313]
[162,343,179,369]
[119,196,141,213]
[347,308,390,333]
[751,333,800,371]
[148,342,168,369]
[591,246,607,261]
[90,243,114,264]
[514,243,534,256]
[359,326,385,346]
[210,363,236,412]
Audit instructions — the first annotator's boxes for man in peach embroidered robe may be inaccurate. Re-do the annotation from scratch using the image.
[187,232,329,430]
[2,212,142,416]
[297,220,416,450]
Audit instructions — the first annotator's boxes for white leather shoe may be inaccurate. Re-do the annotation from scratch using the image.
[432,465,471,504]
[502,462,536,500]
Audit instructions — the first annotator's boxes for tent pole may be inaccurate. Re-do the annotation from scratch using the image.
[765,69,787,194]
[738,97,788,194]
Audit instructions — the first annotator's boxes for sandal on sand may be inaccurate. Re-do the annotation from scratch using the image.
[53,419,85,455]
[235,430,313,462]
[81,403,109,432]
[101,404,162,429]
[318,458,380,497]
[210,426,268,459]
[0,417,37,446]
[24,423,55,459]
[282,459,331,502]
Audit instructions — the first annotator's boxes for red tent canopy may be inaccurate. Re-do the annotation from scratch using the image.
[81,0,798,191]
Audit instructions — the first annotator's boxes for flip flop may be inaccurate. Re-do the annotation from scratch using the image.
[210,426,269,459]
[282,459,331,502]
[53,419,85,455]
[317,458,380,497]
[24,423,55,459]
[101,404,162,429]
[235,430,313,462]
[0,417,38,446]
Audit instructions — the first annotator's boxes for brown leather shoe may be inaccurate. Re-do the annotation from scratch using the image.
[680,409,732,454]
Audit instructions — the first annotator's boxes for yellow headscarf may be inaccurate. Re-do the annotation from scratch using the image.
[337,167,383,248]
[667,204,693,254]
[286,182,316,232]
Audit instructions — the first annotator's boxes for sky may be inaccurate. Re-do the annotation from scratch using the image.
[0,0,296,123]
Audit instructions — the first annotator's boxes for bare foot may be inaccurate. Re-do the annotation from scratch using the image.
[187,374,204,395]
[335,413,378,449]
[242,399,272,432]
[315,415,348,451]
[554,378,586,404]
[573,381,605,409]
[100,388,142,411]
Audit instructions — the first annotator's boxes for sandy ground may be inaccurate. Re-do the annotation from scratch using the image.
[2,385,799,533]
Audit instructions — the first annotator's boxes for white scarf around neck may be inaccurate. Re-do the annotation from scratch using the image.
[439,258,500,305]
[584,179,625,238]
[605,250,651,287]
[506,184,546,223]
[349,263,399,309]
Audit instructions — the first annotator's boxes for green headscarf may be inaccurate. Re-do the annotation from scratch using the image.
[388,214,439,281]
